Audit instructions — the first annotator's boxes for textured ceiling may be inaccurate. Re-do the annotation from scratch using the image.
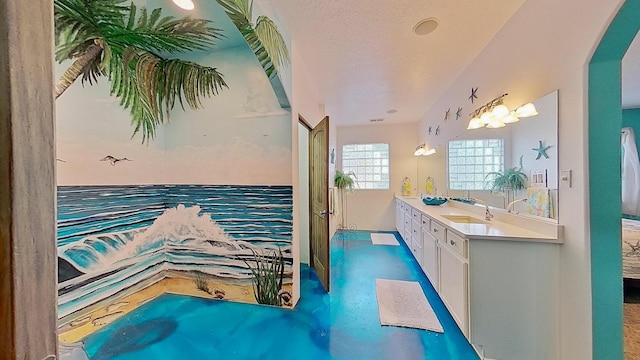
[264,0,528,126]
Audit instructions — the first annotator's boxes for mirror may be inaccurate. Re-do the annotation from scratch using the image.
[417,90,559,221]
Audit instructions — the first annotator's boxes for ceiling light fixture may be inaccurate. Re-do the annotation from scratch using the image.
[414,144,436,156]
[413,18,439,36]
[172,0,195,10]
[467,93,538,130]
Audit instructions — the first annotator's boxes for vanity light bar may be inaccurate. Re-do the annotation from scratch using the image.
[467,93,538,130]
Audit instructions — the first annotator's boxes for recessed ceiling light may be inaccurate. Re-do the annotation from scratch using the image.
[172,0,195,10]
[413,18,438,36]
[386,109,397,114]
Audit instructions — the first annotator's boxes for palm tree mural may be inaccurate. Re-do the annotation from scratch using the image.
[215,0,289,78]
[54,0,289,143]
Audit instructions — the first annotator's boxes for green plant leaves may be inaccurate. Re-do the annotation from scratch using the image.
[243,247,285,306]
[54,0,227,143]
[215,0,289,78]
[335,170,357,190]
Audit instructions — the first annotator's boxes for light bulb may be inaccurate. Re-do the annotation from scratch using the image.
[480,111,494,124]
[486,117,506,128]
[516,103,538,117]
[467,117,484,130]
[502,111,520,124]
[492,104,510,119]
[424,148,437,156]
[173,0,195,10]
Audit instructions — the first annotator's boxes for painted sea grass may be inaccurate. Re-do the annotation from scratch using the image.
[245,248,284,306]
[192,270,212,295]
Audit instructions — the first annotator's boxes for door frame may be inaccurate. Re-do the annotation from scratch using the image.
[588,0,640,358]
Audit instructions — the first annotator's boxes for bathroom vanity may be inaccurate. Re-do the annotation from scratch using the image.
[395,196,562,360]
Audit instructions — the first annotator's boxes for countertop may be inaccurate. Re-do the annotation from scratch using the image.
[396,196,562,243]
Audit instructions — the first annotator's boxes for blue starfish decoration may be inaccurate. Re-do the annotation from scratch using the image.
[469,87,478,103]
[532,140,551,160]
[456,107,463,119]
[435,126,440,136]
[444,108,450,121]
[428,126,432,135]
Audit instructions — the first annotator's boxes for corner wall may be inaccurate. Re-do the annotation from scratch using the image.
[336,123,418,231]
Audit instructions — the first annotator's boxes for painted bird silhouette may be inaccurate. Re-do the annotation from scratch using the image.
[100,155,132,166]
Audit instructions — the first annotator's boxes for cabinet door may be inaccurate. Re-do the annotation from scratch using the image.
[411,219,423,266]
[422,227,439,290]
[439,243,469,336]
[395,202,403,233]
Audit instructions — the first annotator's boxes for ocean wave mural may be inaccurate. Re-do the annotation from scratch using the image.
[57,185,293,318]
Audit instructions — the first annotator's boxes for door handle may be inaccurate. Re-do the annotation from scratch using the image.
[318,210,329,218]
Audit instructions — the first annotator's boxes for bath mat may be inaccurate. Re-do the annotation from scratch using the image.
[375,279,444,333]
[371,233,399,246]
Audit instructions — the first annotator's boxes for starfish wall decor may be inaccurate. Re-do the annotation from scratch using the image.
[428,126,433,135]
[435,126,441,136]
[456,107,463,120]
[444,108,451,121]
[469,87,478,103]
[532,141,552,160]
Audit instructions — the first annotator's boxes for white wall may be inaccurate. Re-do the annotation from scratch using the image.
[288,42,326,302]
[416,0,624,358]
[298,123,310,264]
[336,123,418,231]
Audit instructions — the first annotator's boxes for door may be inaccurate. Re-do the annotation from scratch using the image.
[439,243,468,335]
[310,116,330,292]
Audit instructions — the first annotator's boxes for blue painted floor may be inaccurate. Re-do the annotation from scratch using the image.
[83,230,478,359]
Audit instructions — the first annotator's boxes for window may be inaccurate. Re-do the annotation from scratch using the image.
[448,139,504,190]
[342,143,390,189]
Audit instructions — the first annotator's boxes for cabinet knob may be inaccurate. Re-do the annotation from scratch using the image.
[450,239,456,246]
[433,228,438,232]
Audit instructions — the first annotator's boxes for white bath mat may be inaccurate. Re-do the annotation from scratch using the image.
[371,233,399,246]
[375,279,444,333]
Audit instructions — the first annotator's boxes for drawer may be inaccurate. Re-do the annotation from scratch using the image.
[411,208,421,222]
[421,214,430,229]
[445,231,468,259]
[430,221,446,243]
[404,215,411,228]
[412,220,423,246]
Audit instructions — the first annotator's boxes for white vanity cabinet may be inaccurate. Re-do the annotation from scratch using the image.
[395,198,561,360]
[438,231,468,334]
[410,209,423,267]
[402,204,412,245]
[421,224,439,291]
[395,199,403,233]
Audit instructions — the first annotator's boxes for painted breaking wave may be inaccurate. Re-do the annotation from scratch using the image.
[58,203,292,318]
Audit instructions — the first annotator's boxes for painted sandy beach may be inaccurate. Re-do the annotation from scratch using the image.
[59,276,294,343]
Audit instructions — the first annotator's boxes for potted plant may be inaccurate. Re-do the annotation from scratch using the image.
[485,156,528,198]
[334,170,356,230]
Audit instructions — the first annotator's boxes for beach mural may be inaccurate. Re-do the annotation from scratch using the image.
[54,0,294,339]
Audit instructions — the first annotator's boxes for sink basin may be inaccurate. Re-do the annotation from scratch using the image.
[441,215,486,224]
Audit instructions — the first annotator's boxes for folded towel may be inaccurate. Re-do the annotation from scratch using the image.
[525,187,552,218]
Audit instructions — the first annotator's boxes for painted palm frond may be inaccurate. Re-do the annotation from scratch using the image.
[54,0,227,143]
[216,0,289,78]
[108,48,227,143]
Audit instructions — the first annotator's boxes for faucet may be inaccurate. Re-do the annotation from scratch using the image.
[471,198,494,221]
[507,198,527,214]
